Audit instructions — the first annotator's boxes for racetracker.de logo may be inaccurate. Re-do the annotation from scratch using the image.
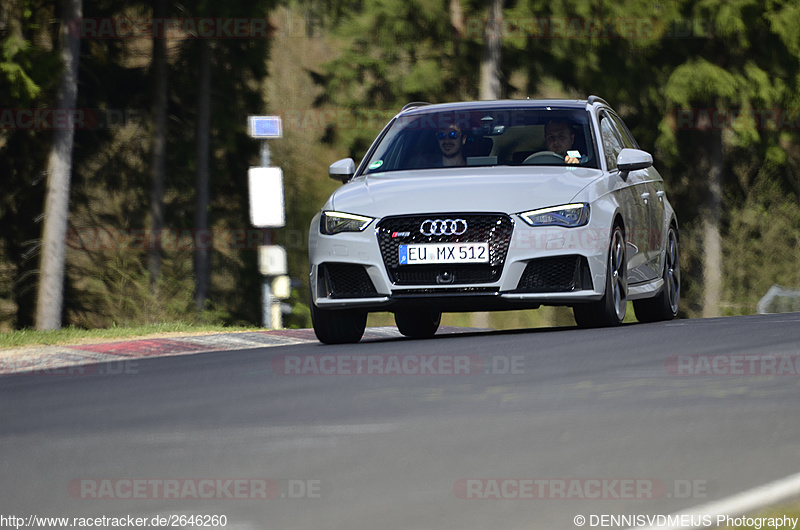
[463,17,714,40]
[272,354,482,375]
[454,478,707,500]
[452,478,708,500]
[282,108,394,131]
[69,479,278,500]
[1,109,97,130]
[672,108,800,130]
[270,354,524,376]
[665,354,800,375]
[66,228,270,251]
[455,478,665,500]
[68,17,271,39]
[67,478,324,500]
[0,361,139,376]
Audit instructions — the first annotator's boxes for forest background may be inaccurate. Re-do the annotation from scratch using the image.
[2,0,800,332]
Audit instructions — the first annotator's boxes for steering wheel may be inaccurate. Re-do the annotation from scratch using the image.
[523,151,566,165]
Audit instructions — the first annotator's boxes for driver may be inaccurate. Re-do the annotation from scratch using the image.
[544,121,580,164]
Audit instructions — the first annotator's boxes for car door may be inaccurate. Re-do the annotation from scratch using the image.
[598,111,653,284]
[608,111,663,280]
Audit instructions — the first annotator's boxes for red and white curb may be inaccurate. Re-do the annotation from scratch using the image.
[0,326,476,375]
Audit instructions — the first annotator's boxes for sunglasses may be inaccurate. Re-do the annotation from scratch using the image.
[436,130,461,140]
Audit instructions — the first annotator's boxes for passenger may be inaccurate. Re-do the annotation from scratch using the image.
[435,124,466,167]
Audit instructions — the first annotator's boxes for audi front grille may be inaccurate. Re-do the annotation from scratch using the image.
[376,214,514,285]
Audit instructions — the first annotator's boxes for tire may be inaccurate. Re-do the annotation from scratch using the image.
[634,225,680,323]
[310,296,367,344]
[572,302,598,328]
[573,223,627,328]
[394,310,441,338]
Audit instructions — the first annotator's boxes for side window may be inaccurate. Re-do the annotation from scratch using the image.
[609,112,637,149]
[599,114,623,170]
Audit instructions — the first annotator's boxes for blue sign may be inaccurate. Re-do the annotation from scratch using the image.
[399,245,408,265]
[248,116,283,139]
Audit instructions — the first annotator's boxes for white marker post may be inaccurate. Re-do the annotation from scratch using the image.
[248,116,285,329]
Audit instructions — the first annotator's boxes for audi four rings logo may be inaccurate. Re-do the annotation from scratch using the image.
[420,219,468,236]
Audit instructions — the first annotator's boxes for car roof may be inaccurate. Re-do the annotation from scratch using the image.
[398,98,599,116]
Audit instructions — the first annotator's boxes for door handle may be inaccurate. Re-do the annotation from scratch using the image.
[641,192,650,204]
[657,190,665,201]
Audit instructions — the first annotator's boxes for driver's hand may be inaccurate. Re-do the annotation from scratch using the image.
[565,155,579,165]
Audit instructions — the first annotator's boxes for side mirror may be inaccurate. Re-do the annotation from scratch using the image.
[617,148,653,172]
[328,158,355,183]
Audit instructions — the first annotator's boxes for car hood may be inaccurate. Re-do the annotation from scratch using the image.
[329,166,604,217]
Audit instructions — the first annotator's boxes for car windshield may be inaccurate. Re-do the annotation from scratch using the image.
[362,106,598,174]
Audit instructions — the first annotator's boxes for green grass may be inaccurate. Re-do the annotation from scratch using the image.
[0,323,260,349]
[2,301,644,349]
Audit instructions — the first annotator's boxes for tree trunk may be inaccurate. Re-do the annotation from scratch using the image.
[34,0,82,330]
[449,0,464,56]
[473,0,502,327]
[194,40,212,310]
[148,0,168,290]
[479,0,503,100]
[702,129,723,317]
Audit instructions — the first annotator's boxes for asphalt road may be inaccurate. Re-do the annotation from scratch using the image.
[2,313,800,529]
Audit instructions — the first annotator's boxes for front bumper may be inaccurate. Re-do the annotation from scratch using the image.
[309,211,612,312]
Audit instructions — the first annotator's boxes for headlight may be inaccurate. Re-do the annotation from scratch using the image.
[320,211,374,235]
[518,203,590,227]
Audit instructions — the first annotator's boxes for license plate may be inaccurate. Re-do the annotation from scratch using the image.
[398,243,489,265]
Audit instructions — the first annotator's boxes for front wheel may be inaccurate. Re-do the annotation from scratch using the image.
[574,223,627,328]
[310,296,367,344]
[633,225,680,322]
[394,310,441,338]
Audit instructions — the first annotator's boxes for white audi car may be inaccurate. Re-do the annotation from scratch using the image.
[308,97,679,343]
